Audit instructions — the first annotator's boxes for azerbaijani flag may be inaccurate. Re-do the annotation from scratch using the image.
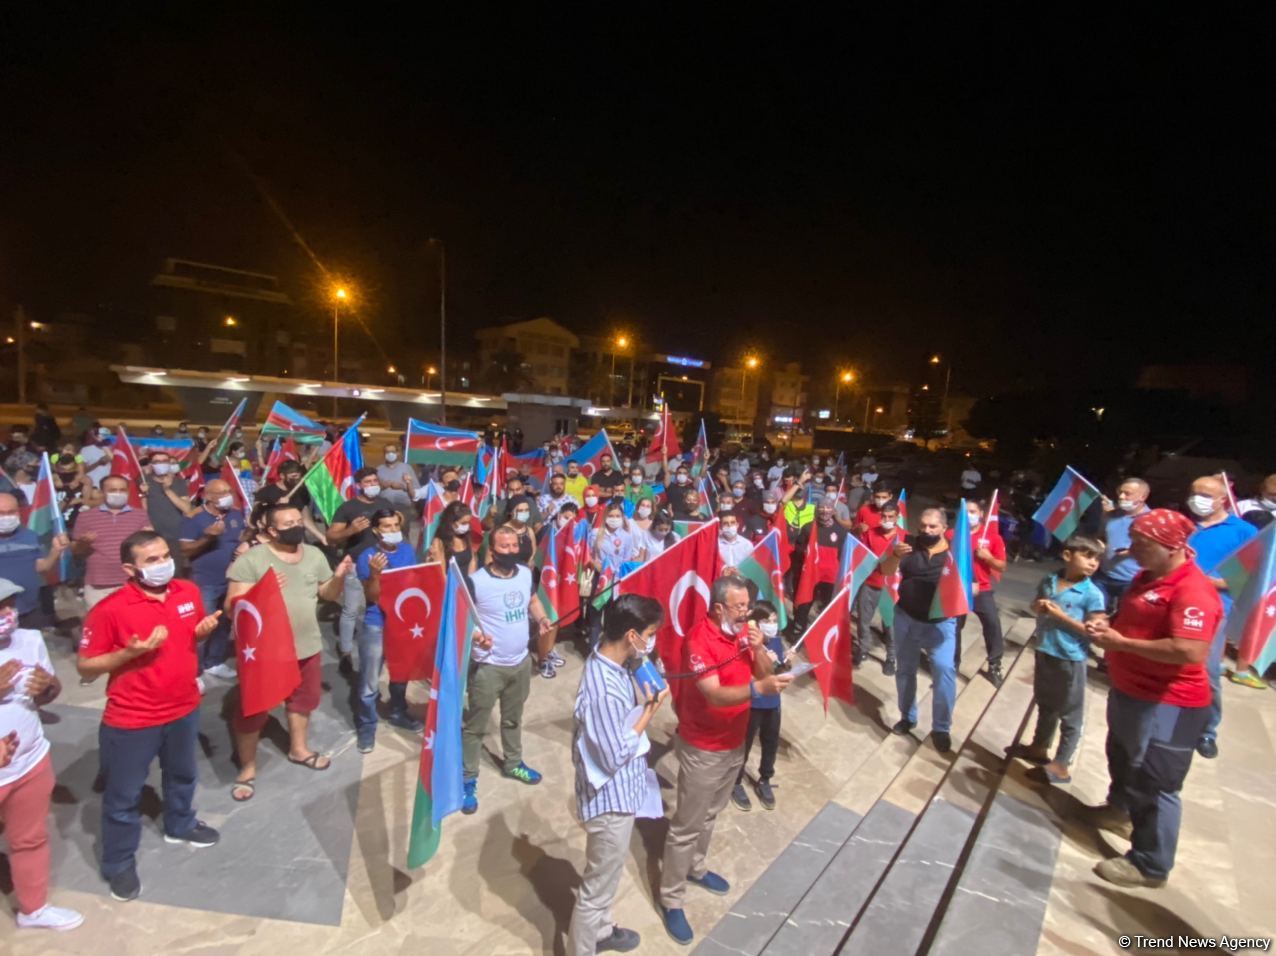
[896,488,909,533]
[508,448,549,491]
[302,415,365,523]
[417,480,446,559]
[405,419,481,469]
[1219,521,1276,675]
[407,558,479,868]
[263,436,301,484]
[260,400,326,444]
[209,397,249,462]
[696,475,717,517]
[534,519,569,623]
[1033,466,1100,542]
[689,419,709,478]
[673,519,705,539]
[737,528,789,629]
[28,453,70,583]
[566,430,616,479]
[837,530,880,604]
[930,498,974,618]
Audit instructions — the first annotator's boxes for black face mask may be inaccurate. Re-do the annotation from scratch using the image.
[276,527,305,546]
[492,551,519,571]
[915,532,941,549]
[445,479,461,492]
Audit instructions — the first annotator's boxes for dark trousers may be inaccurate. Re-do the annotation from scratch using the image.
[854,584,894,659]
[99,709,200,878]
[796,582,834,631]
[956,589,1004,668]
[197,583,231,670]
[736,708,781,784]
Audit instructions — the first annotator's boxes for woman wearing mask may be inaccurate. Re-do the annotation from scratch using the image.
[644,512,680,560]
[579,485,606,526]
[630,496,656,534]
[429,502,478,574]
[504,499,538,567]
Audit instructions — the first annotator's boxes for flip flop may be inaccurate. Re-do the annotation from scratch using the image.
[288,753,331,771]
[231,779,256,802]
[1044,767,1072,784]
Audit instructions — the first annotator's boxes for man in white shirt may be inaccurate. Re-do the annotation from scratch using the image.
[716,512,754,572]
[461,527,553,815]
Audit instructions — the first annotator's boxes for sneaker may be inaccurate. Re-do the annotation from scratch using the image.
[891,718,915,736]
[539,659,557,679]
[462,779,478,814]
[1082,803,1133,840]
[16,904,84,931]
[933,731,953,754]
[548,649,566,667]
[108,867,141,902]
[988,663,1004,688]
[164,821,220,848]
[387,712,425,733]
[1228,669,1268,689]
[688,870,730,895]
[662,907,694,945]
[1196,737,1219,759]
[597,925,641,952]
[205,662,237,680]
[357,730,376,754]
[882,656,897,676]
[851,649,866,667]
[730,783,752,812]
[754,778,776,811]
[338,654,355,677]
[1094,855,1166,888]
[503,762,542,785]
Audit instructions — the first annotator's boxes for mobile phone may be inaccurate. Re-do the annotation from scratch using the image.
[633,657,667,696]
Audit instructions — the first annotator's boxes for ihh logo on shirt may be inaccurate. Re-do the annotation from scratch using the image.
[177,602,197,617]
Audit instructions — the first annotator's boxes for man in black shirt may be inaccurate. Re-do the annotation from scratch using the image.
[326,467,384,669]
[255,461,326,543]
[877,506,959,753]
[592,452,625,494]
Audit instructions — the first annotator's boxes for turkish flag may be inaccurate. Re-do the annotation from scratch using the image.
[109,427,145,508]
[378,562,446,682]
[232,570,301,717]
[795,523,822,606]
[220,458,252,511]
[802,585,853,711]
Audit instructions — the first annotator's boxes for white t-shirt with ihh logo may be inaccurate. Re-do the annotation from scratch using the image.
[470,565,533,667]
[0,628,53,788]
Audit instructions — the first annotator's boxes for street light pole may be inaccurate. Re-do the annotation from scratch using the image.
[332,288,346,416]
[429,239,447,424]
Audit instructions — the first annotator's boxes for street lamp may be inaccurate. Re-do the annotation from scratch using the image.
[425,365,437,389]
[610,333,630,406]
[835,369,854,423]
[427,238,447,423]
[741,354,760,428]
[224,316,237,328]
[332,286,349,415]
[930,352,953,434]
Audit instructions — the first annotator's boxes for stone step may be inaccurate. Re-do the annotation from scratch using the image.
[753,614,1035,956]
[694,608,1022,956]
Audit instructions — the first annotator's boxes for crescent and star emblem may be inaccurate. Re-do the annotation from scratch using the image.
[669,570,711,637]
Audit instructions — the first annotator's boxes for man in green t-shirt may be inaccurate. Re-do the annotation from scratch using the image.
[225,502,352,802]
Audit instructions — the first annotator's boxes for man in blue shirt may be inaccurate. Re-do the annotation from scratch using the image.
[178,479,245,678]
[1186,475,1258,758]
[355,508,424,752]
[1095,478,1151,613]
[0,491,67,628]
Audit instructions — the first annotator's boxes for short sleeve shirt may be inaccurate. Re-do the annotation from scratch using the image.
[0,528,43,615]
[678,616,755,751]
[356,543,417,627]
[376,462,416,510]
[145,477,190,541]
[897,537,949,622]
[1189,516,1258,615]
[1035,574,1107,661]
[1107,561,1223,706]
[227,544,331,659]
[593,469,624,492]
[863,525,900,588]
[0,627,54,787]
[331,497,382,557]
[73,506,151,587]
[179,508,246,589]
[968,528,1006,589]
[469,565,534,666]
[80,580,204,729]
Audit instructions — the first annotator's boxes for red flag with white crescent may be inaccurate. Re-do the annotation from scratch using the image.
[109,426,145,508]
[232,570,300,717]
[377,562,446,682]
[802,585,853,711]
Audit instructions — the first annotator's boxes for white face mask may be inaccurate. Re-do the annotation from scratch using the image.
[1118,498,1141,512]
[637,505,652,518]
[363,485,382,499]
[381,531,403,546]
[454,521,471,536]
[557,514,573,528]
[151,463,172,476]
[722,525,738,539]
[632,630,656,656]
[733,487,745,497]
[605,516,623,530]
[1187,494,1216,518]
[753,478,764,488]
[721,617,742,636]
[676,474,689,485]
[216,495,235,511]
[760,621,779,638]
[0,515,20,534]
[105,492,130,509]
[514,509,530,523]
[881,519,897,531]
[763,502,778,514]
[385,452,398,463]
[138,559,176,588]
[585,496,598,507]
[631,475,643,484]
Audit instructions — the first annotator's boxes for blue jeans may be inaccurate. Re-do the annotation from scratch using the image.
[893,609,957,733]
[355,623,408,734]
[1202,620,1226,741]
[99,709,200,878]
[197,582,231,670]
[339,569,366,656]
[1104,689,1208,879]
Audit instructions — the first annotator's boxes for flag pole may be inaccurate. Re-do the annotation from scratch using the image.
[284,413,366,502]
[1219,471,1239,514]
[1067,465,1103,499]
[208,397,248,464]
[979,488,998,548]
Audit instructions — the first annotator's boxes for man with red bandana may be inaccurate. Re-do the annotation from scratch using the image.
[1083,509,1222,889]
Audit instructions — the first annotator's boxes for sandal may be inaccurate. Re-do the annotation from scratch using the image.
[288,752,331,771]
[231,779,256,802]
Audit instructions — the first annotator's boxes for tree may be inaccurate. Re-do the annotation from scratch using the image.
[681,412,726,450]
[476,347,534,393]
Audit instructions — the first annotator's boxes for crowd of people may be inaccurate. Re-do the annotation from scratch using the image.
[0,409,1272,949]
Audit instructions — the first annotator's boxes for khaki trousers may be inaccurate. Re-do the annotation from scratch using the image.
[84,583,121,610]
[659,735,744,908]
[568,812,636,955]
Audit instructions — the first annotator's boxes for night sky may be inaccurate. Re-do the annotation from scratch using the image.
[4,8,1272,396]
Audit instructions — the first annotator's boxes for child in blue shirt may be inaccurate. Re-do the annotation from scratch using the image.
[1017,535,1107,784]
[732,601,785,812]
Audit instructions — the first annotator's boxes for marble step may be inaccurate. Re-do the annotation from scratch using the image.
[757,615,1035,956]
[695,609,1021,956]
[837,628,1039,956]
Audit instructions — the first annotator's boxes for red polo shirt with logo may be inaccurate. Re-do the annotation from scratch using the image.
[679,616,755,751]
[1107,561,1222,707]
[863,525,900,588]
[80,579,205,729]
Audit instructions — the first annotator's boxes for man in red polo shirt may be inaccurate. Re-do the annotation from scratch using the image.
[856,500,901,674]
[1083,509,1221,889]
[854,486,894,534]
[953,499,1008,686]
[77,529,224,903]
[658,573,792,946]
